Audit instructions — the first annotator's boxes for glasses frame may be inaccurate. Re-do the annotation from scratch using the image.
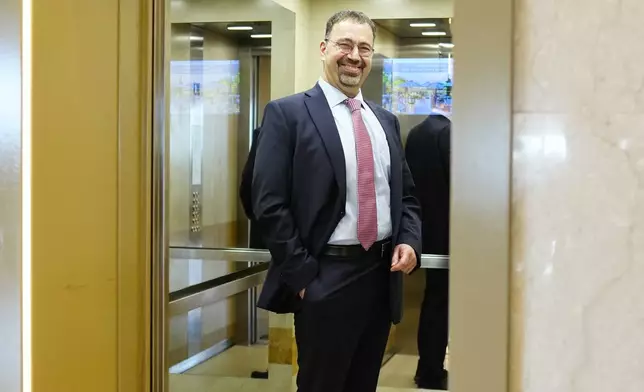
[325,38,375,57]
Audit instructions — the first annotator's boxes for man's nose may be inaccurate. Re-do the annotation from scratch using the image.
[347,47,360,61]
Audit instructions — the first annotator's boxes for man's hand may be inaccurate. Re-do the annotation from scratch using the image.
[299,288,306,299]
[390,244,417,274]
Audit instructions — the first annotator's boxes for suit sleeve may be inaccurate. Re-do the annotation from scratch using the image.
[251,101,318,294]
[404,126,425,221]
[438,123,451,184]
[239,127,260,220]
[394,116,423,264]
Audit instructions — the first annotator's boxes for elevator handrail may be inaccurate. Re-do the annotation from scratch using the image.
[168,263,268,316]
[169,246,449,269]
[168,248,448,315]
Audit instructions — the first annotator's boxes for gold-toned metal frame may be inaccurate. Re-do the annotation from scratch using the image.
[149,0,168,389]
[2,0,154,390]
[117,0,154,392]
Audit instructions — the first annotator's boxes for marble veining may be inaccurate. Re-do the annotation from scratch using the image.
[511,0,644,391]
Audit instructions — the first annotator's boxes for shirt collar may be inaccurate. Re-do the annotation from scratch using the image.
[431,107,452,119]
[318,77,365,108]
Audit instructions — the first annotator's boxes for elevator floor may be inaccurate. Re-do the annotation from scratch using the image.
[178,344,427,388]
[170,372,440,392]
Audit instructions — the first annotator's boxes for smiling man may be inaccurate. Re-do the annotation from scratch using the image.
[251,10,422,392]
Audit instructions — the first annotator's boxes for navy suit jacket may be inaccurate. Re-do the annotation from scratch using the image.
[251,83,422,324]
[405,115,451,255]
[239,127,265,249]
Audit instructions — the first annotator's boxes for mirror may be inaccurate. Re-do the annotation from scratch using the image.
[360,17,452,391]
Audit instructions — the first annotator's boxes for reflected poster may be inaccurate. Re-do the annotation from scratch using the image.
[170,60,241,115]
[382,58,453,116]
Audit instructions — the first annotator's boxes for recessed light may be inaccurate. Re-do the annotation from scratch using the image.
[422,31,447,36]
[227,26,253,31]
[439,43,454,48]
[250,34,272,39]
[190,36,204,41]
[410,23,436,28]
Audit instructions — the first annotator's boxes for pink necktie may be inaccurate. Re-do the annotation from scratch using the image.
[345,98,378,250]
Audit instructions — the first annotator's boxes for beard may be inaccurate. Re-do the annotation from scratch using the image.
[338,61,363,87]
[339,73,362,86]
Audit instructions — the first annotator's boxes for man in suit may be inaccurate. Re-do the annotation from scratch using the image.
[251,10,422,392]
[405,114,451,390]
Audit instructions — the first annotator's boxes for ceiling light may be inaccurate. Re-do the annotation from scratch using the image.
[189,36,203,41]
[439,43,454,48]
[410,22,436,28]
[422,31,447,36]
[227,26,253,31]
[250,34,272,39]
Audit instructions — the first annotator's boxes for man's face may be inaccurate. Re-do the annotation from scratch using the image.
[320,20,374,95]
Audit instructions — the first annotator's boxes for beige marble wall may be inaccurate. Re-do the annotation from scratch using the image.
[511,0,644,391]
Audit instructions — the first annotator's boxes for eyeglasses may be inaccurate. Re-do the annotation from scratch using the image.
[326,39,374,57]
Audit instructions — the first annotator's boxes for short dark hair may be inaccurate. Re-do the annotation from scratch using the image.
[324,10,377,42]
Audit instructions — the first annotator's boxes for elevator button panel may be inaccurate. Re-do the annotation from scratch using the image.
[190,190,201,233]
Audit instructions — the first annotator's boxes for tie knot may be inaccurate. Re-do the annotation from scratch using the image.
[345,98,362,113]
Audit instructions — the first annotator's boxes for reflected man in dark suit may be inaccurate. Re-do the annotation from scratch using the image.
[251,10,422,392]
[405,113,451,390]
[239,127,266,250]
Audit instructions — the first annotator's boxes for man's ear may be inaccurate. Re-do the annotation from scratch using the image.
[319,40,328,59]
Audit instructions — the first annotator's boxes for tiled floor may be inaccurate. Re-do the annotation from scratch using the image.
[170,373,439,392]
[185,345,268,378]
[169,374,266,392]
[170,346,441,392]
[380,354,423,388]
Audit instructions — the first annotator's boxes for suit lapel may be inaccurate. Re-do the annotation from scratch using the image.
[304,84,347,197]
[365,101,401,184]
[366,101,403,238]
[302,89,403,238]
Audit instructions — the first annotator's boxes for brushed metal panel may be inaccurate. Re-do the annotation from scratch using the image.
[116,0,150,390]
[0,0,22,390]
[450,0,513,391]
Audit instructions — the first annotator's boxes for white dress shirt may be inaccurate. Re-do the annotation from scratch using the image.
[317,78,393,245]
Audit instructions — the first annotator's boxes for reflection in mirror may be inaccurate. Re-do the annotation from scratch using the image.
[361,17,453,391]
[166,15,275,390]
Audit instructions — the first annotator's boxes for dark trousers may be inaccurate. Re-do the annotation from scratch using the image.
[294,252,392,392]
[416,268,449,383]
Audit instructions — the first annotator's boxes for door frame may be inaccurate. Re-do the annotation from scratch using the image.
[449,0,513,391]
[146,0,515,391]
